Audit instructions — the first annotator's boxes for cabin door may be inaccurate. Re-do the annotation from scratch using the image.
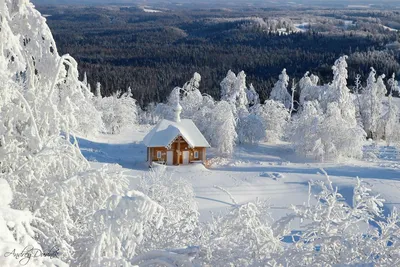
[182,151,189,165]
[167,151,174,165]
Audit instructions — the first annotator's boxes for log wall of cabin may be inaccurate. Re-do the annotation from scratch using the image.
[149,136,208,165]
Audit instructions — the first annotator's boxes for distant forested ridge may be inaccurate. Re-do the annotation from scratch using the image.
[39,5,400,107]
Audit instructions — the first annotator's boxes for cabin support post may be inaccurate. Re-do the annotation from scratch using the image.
[148,147,153,167]
[177,137,181,165]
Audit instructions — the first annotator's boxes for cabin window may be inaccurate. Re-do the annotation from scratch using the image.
[194,151,199,159]
[157,151,162,158]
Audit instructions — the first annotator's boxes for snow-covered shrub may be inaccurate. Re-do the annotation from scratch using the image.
[252,100,289,143]
[199,200,283,266]
[0,179,67,267]
[95,88,138,134]
[79,190,165,267]
[270,68,292,109]
[136,167,199,254]
[276,172,400,267]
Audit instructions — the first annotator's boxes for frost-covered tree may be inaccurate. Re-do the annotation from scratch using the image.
[246,83,260,107]
[291,56,365,160]
[1,0,102,136]
[237,113,266,144]
[208,101,238,156]
[94,88,138,134]
[220,70,249,110]
[0,2,151,265]
[181,73,204,118]
[289,101,325,159]
[76,190,165,266]
[220,70,237,102]
[290,101,365,161]
[252,100,289,143]
[359,68,387,139]
[270,69,292,109]
[299,71,321,105]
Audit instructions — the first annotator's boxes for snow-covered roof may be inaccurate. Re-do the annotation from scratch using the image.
[143,119,211,148]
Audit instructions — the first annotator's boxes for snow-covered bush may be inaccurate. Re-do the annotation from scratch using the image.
[94,88,138,134]
[136,167,199,254]
[199,200,283,266]
[0,179,67,267]
[77,190,165,267]
[276,172,400,267]
[270,69,292,109]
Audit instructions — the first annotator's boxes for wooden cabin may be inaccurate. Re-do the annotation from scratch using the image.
[143,119,210,166]
[143,97,210,167]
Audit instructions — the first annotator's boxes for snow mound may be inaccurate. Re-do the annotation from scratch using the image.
[260,172,285,180]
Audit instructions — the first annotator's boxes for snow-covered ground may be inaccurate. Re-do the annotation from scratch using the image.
[78,125,400,224]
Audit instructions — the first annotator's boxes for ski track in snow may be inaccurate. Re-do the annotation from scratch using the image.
[77,126,400,222]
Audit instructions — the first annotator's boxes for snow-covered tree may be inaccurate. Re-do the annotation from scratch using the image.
[270,69,292,109]
[77,190,165,267]
[220,70,237,103]
[220,70,249,110]
[299,71,322,105]
[291,56,366,160]
[94,88,138,134]
[252,100,289,143]
[246,83,260,107]
[237,113,266,144]
[359,68,387,139]
[0,2,152,265]
[208,101,238,156]
[181,73,204,118]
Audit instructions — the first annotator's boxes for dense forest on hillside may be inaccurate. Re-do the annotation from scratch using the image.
[38,5,400,107]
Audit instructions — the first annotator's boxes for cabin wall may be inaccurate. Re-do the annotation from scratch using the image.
[151,147,169,163]
[149,137,208,166]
